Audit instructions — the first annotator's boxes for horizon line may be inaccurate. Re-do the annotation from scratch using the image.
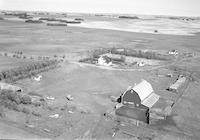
[1,9,200,18]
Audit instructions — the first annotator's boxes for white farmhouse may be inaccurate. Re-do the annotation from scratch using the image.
[97,56,112,66]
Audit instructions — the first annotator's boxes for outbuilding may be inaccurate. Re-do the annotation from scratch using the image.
[0,82,23,92]
[115,80,160,124]
[121,80,160,108]
[168,49,178,55]
[167,75,186,93]
[33,75,42,81]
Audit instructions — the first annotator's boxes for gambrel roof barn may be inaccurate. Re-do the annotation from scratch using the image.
[122,80,160,108]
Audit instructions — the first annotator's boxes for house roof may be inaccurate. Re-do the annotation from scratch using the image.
[132,80,154,101]
[102,56,111,63]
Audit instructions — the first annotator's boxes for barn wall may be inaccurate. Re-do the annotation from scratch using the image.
[116,105,149,123]
[122,90,141,107]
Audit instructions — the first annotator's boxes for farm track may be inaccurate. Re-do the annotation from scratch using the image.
[71,61,173,72]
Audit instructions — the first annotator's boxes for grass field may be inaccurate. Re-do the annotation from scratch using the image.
[0,56,34,71]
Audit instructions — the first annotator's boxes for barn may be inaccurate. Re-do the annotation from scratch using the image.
[121,80,160,108]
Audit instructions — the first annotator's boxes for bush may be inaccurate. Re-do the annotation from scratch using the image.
[47,105,55,111]
[28,91,43,97]
[112,56,125,63]
[0,107,6,118]
[39,17,49,20]
[25,20,43,23]
[91,49,110,58]
[46,23,67,26]
[79,58,96,64]
[22,107,30,114]
[6,92,21,104]
[21,95,32,104]
[32,101,41,107]
[1,100,12,109]
[118,16,139,19]
[79,58,92,62]
[75,18,84,21]
[0,60,59,82]
[12,104,22,112]
[110,48,171,61]
[32,111,41,117]
[0,96,21,112]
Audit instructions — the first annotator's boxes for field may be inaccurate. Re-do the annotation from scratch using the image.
[0,56,35,71]
[0,12,200,139]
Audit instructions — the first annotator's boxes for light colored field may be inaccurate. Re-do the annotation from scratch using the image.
[1,19,200,56]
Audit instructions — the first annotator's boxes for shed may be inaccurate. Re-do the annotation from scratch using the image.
[121,80,160,108]
[0,82,23,92]
[33,75,42,81]
[137,62,145,67]
[168,50,178,55]
[167,75,186,92]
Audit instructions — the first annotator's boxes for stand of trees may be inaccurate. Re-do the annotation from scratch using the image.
[118,16,139,19]
[0,60,59,82]
[110,48,172,60]
[87,48,172,61]
[0,90,42,117]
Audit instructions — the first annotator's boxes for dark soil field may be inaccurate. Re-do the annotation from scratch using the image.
[0,12,200,139]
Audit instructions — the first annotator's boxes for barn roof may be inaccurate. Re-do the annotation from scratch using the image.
[132,80,154,101]
[141,92,160,108]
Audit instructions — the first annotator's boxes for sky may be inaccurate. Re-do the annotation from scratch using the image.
[0,0,200,17]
